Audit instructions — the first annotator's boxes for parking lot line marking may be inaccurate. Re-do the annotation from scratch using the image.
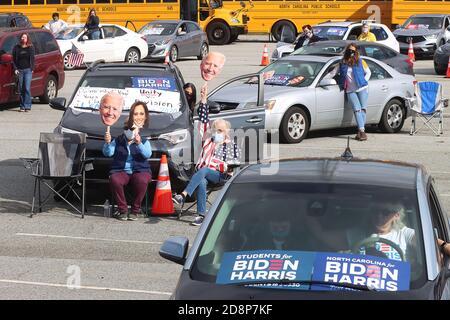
[0,279,172,296]
[16,233,163,245]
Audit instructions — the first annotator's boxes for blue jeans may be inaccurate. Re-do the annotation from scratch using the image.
[90,30,100,40]
[185,168,226,215]
[347,88,368,130]
[18,68,32,110]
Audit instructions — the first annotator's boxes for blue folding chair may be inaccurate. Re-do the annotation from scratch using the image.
[406,81,448,136]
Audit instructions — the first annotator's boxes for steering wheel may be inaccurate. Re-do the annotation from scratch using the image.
[352,236,405,262]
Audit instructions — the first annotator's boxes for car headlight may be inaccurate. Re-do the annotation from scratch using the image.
[231,18,240,23]
[158,129,188,144]
[155,39,171,46]
[243,100,276,111]
[424,34,438,40]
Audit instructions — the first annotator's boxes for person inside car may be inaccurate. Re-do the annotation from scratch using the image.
[183,82,197,113]
[293,24,322,51]
[357,22,376,42]
[84,8,100,40]
[103,101,152,221]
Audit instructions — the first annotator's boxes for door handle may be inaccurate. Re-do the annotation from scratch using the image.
[246,117,263,123]
[381,85,389,92]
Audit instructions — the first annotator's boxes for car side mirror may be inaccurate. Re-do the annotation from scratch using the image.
[159,236,189,265]
[49,97,67,110]
[0,52,12,63]
[208,101,221,114]
[319,78,337,87]
[80,35,88,41]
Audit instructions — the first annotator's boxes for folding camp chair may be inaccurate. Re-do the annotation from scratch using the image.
[406,81,449,136]
[21,133,93,218]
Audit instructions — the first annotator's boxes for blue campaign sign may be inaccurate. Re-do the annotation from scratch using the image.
[131,77,177,91]
[216,250,315,290]
[265,74,291,86]
[311,252,411,291]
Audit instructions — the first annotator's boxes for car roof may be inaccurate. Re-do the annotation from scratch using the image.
[307,39,389,48]
[315,20,386,27]
[83,62,183,80]
[0,12,25,16]
[412,14,447,18]
[234,158,422,189]
[279,55,337,63]
[0,27,46,36]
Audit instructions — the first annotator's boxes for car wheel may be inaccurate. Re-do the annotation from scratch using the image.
[125,48,140,63]
[280,107,309,143]
[207,21,231,45]
[63,51,75,71]
[434,62,447,75]
[439,39,445,47]
[197,42,209,60]
[271,20,296,42]
[378,99,405,133]
[39,75,58,104]
[170,45,178,62]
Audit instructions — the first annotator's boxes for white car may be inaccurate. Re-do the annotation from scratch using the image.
[272,20,400,62]
[55,24,148,70]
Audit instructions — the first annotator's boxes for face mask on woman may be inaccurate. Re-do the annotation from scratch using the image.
[345,49,356,57]
[212,132,224,143]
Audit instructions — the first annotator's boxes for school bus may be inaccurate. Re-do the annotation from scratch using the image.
[0,0,251,45]
[218,0,450,40]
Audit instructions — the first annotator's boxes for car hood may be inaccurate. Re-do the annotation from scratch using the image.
[210,84,304,103]
[394,28,441,36]
[143,35,173,44]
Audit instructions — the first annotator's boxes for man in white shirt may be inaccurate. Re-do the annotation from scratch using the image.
[44,12,68,36]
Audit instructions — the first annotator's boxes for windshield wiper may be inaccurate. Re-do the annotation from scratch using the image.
[235,279,375,291]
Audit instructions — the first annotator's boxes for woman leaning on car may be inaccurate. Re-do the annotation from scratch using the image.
[84,8,100,40]
[12,32,35,112]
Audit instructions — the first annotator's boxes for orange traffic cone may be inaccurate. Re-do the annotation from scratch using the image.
[151,154,174,215]
[446,56,450,78]
[260,44,269,66]
[164,51,170,64]
[407,39,415,62]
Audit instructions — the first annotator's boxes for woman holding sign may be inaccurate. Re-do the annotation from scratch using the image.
[103,101,152,221]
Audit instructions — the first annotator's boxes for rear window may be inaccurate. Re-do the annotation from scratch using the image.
[313,26,347,40]
[69,73,182,114]
[191,182,426,292]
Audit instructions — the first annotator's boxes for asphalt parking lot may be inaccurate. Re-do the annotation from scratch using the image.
[0,35,449,299]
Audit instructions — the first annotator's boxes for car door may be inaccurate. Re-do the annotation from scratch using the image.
[75,30,108,62]
[174,23,190,57]
[0,35,17,104]
[186,22,202,56]
[103,26,128,61]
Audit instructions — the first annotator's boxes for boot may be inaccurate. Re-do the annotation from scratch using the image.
[359,131,368,141]
[354,131,361,141]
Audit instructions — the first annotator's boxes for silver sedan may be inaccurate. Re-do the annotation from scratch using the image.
[209,55,416,143]
[138,20,209,62]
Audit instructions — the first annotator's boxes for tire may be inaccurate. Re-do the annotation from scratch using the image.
[439,39,445,47]
[434,62,446,75]
[63,51,75,71]
[280,107,309,143]
[39,75,58,104]
[207,21,231,45]
[271,20,296,42]
[125,48,140,63]
[169,45,178,62]
[197,42,209,60]
[378,99,405,133]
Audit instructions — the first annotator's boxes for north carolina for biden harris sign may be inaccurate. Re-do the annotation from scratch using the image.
[216,251,410,291]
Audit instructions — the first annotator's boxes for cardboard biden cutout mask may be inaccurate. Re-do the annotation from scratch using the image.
[99,92,124,134]
[200,51,226,82]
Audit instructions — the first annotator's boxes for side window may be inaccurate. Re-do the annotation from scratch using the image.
[363,46,387,60]
[29,33,42,55]
[382,47,397,59]
[102,26,115,38]
[15,17,28,27]
[372,27,388,41]
[444,18,450,29]
[428,184,448,266]
[347,26,361,40]
[187,22,200,33]
[0,36,17,54]
[366,60,391,80]
[114,27,126,37]
[35,32,59,53]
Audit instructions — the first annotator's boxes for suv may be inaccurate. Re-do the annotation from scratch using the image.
[393,14,450,57]
[0,28,65,105]
[0,12,32,28]
[49,62,195,192]
[272,20,400,61]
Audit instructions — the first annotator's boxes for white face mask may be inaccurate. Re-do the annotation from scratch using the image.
[124,129,135,141]
[213,133,224,143]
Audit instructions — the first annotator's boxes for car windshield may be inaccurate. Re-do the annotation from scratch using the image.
[313,26,347,40]
[68,74,182,114]
[257,60,324,87]
[139,23,177,36]
[191,182,426,292]
[55,27,83,40]
[402,17,443,29]
[292,44,345,56]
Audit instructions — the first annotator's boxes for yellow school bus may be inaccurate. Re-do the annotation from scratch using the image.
[0,0,250,45]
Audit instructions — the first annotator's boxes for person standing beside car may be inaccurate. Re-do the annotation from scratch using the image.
[325,43,371,141]
[12,33,35,112]
[293,25,322,51]
[84,8,100,40]
[44,12,68,36]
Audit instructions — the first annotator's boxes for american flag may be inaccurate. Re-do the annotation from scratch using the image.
[197,102,210,141]
[68,43,84,67]
[365,265,381,278]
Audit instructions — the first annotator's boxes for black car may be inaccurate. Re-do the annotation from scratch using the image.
[0,12,32,28]
[433,42,450,75]
[160,157,450,299]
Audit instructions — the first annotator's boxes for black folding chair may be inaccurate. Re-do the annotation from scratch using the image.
[21,133,93,218]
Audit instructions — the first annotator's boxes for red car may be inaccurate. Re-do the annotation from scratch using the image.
[0,27,65,105]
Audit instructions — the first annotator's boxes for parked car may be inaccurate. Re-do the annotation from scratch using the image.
[0,27,65,105]
[209,55,415,143]
[138,20,209,62]
[272,20,400,61]
[160,157,450,299]
[54,24,148,70]
[276,40,414,75]
[434,41,450,75]
[394,14,450,57]
[0,12,32,28]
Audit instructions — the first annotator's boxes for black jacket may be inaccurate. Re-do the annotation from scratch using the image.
[294,34,322,51]
[84,16,100,32]
[12,45,35,71]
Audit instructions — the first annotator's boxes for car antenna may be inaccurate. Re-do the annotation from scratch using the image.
[341,136,353,161]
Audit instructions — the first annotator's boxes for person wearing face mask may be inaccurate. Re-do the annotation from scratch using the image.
[293,25,322,51]
[357,23,376,42]
[12,33,35,112]
[103,101,152,221]
[172,85,240,226]
[183,82,197,118]
[324,43,371,141]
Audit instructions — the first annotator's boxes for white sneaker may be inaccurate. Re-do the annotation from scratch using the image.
[191,215,204,226]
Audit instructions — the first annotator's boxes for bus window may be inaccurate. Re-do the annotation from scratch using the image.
[62,0,77,4]
[0,1,11,4]
[47,0,61,4]
[96,0,111,3]
[162,0,177,2]
[129,0,144,2]
[13,0,27,4]
[79,0,94,4]
[30,0,44,4]
[112,0,127,3]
